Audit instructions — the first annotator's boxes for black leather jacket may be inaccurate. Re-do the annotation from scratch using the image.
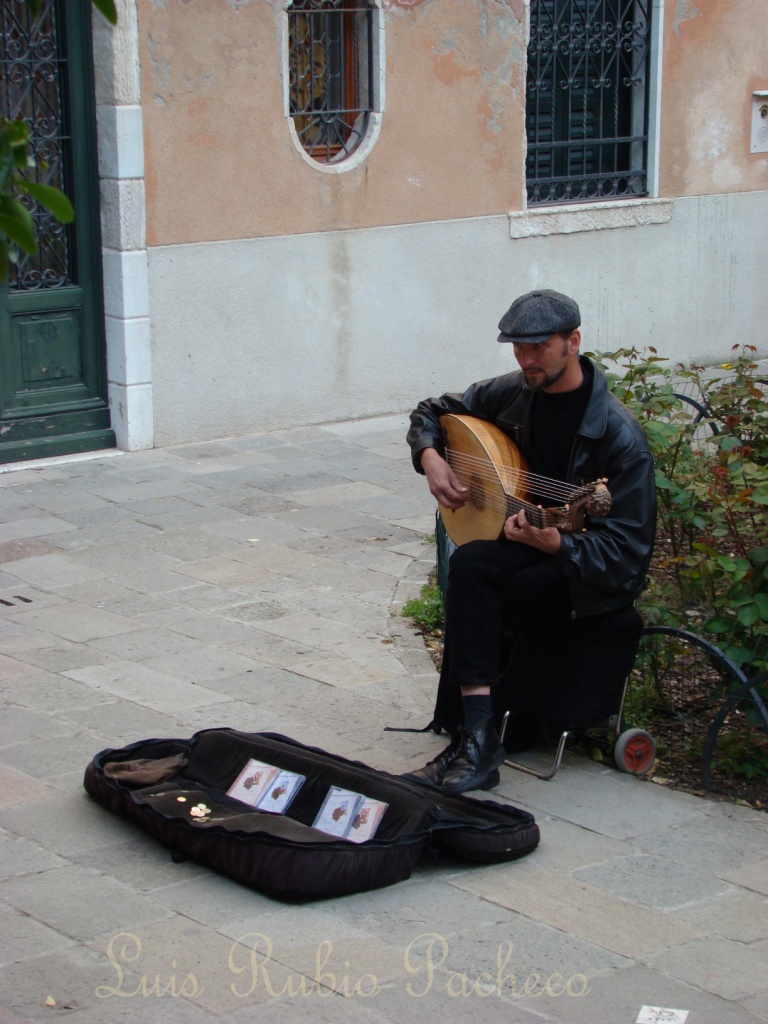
[407,357,656,618]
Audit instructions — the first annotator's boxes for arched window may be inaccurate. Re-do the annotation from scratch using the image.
[288,0,379,164]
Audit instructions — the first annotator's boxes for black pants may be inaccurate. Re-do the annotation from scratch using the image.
[433,539,642,739]
[441,539,573,690]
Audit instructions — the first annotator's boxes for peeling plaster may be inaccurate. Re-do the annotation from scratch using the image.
[485,96,504,133]
[383,0,433,22]
[491,0,524,35]
[674,0,700,36]
[699,118,733,161]
[147,35,170,94]
[432,28,460,55]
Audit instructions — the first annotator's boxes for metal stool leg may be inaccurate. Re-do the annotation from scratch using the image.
[499,710,572,780]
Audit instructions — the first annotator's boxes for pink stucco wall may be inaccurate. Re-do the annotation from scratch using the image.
[660,0,768,197]
[137,0,768,248]
[139,0,527,246]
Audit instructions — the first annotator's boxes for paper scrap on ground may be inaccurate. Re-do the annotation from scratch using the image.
[637,1007,689,1024]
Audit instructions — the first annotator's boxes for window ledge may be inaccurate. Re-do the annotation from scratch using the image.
[508,198,673,239]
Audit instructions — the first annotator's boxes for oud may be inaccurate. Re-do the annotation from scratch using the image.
[438,414,612,546]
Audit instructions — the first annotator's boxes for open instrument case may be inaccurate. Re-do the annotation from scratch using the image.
[84,728,539,901]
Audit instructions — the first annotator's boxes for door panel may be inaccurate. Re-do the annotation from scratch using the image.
[0,0,114,463]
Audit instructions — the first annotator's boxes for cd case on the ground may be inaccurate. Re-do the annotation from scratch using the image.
[311,786,388,843]
[226,758,305,814]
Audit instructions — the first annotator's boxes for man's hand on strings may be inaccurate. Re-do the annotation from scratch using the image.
[504,507,562,554]
[420,448,468,509]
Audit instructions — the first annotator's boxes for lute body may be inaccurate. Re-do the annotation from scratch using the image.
[437,414,611,547]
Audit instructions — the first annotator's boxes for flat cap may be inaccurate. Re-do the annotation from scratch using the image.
[497,289,581,345]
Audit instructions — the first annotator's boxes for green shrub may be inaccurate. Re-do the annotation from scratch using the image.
[591,344,768,674]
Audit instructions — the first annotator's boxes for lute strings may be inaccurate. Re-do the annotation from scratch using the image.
[445,447,587,504]
[444,448,577,527]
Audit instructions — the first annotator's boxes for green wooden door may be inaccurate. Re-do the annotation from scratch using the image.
[0,0,114,464]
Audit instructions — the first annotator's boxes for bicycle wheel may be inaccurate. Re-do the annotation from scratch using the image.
[701,670,768,805]
[622,626,748,790]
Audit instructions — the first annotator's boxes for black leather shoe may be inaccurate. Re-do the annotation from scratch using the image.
[440,718,505,795]
[402,737,500,792]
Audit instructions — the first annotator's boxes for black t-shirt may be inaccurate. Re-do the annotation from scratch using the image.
[525,363,592,506]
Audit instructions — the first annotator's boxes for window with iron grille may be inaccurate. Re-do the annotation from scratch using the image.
[288,0,376,164]
[526,0,652,205]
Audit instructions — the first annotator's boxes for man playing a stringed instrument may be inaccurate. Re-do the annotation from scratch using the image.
[404,289,656,794]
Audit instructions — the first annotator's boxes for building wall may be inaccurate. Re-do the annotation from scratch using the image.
[659,0,768,196]
[138,0,528,245]
[93,0,153,450]
[117,0,768,447]
[149,190,768,446]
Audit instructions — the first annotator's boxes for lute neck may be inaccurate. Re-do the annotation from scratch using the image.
[504,493,560,529]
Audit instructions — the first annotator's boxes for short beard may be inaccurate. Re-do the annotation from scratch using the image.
[522,363,568,392]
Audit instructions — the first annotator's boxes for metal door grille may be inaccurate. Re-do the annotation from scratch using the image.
[526,0,652,205]
[1,0,71,289]
[288,0,374,162]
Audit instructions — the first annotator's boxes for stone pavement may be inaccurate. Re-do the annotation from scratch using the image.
[0,414,766,1024]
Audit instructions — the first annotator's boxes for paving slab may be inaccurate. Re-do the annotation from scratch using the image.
[491,756,707,841]
[165,556,278,588]
[0,705,75,745]
[0,944,121,1020]
[672,885,768,942]
[4,602,144,643]
[0,516,79,543]
[1,864,172,941]
[639,935,768,1001]
[632,811,768,880]
[270,504,388,534]
[63,701,183,743]
[573,852,733,911]
[0,763,59,808]
[0,538,63,563]
[140,647,264,683]
[516,963,766,1024]
[88,627,208,661]
[54,578,154,606]
[0,669,115,713]
[0,634,112,669]
[117,566,203,595]
[62,661,231,713]
[0,901,75,966]
[0,830,67,878]
[0,728,114,781]
[66,541,184,576]
[0,787,138,857]
[144,527,257,560]
[449,861,704,959]
[125,607,259,645]
[170,583,267,613]
[1,555,109,591]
